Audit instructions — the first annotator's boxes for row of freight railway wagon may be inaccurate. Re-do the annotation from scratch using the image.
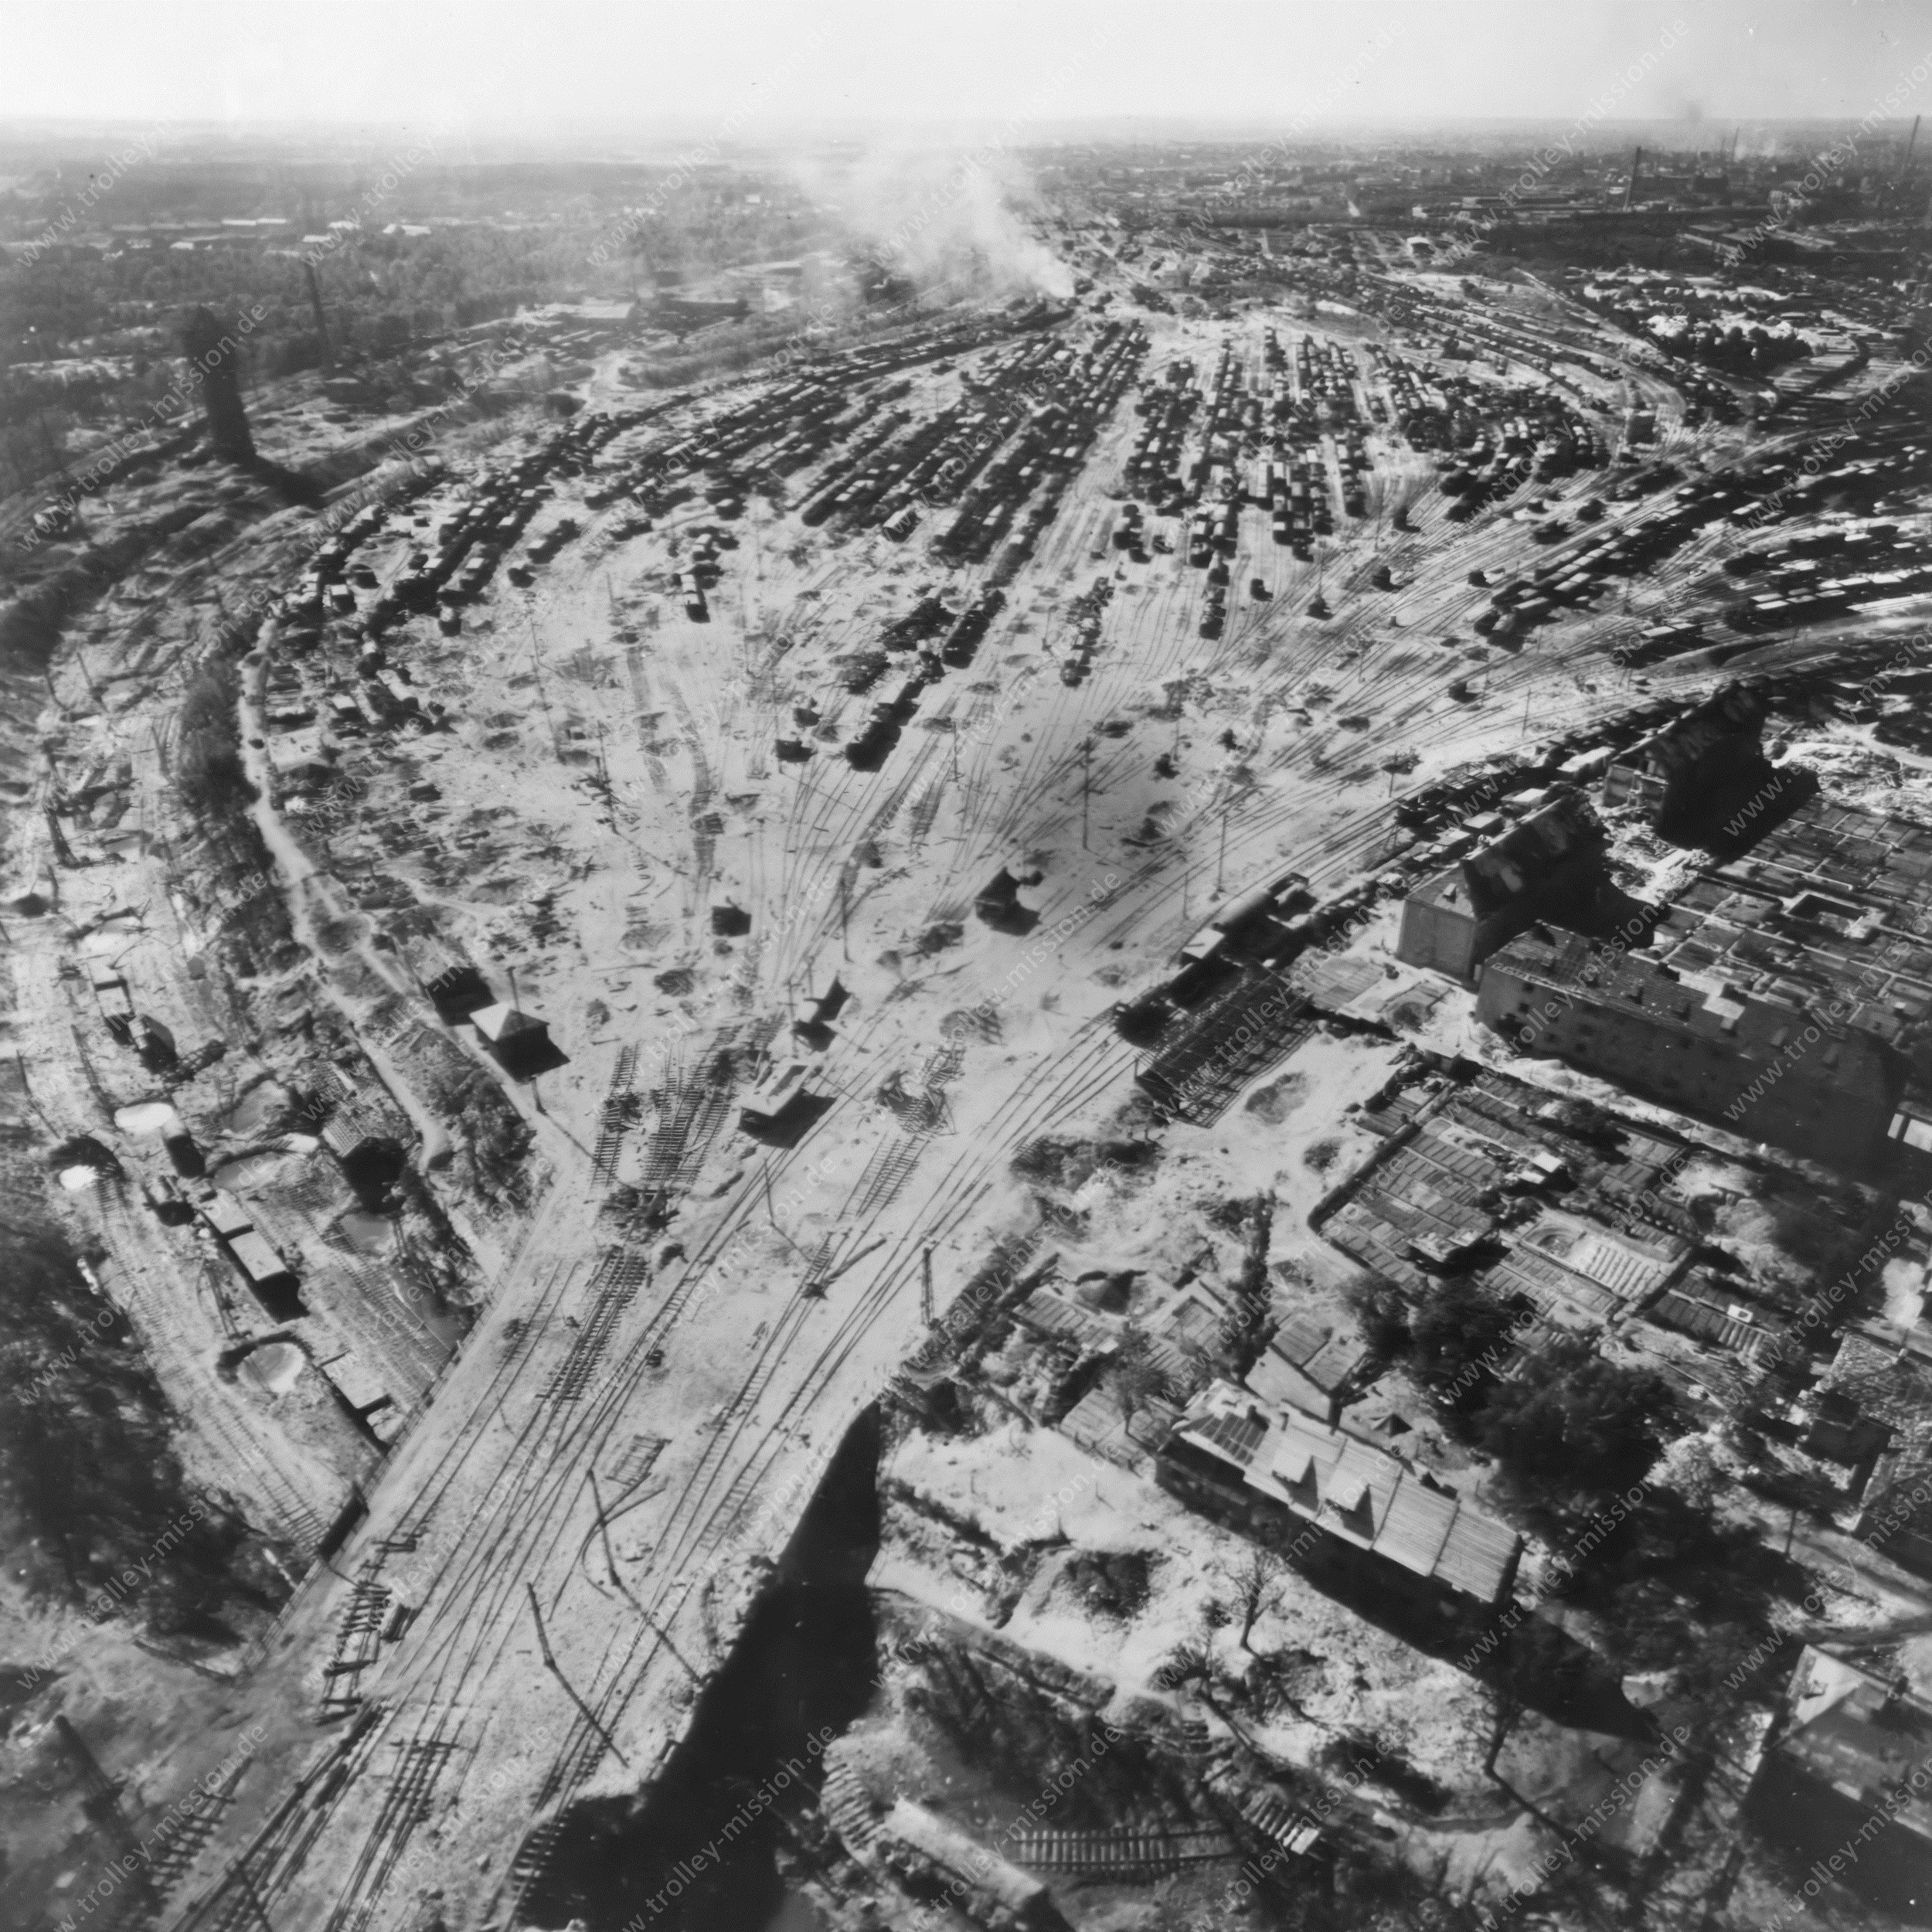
[1129,332,1367,480]
[1471,440,1932,639]
[274,306,1078,638]
[798,320,1152,560]
[828,588,1009,770]
[281,403,647,636]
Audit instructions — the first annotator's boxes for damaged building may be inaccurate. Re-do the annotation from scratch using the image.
[1651,798,1932,1120]
[1395,787,1611,983]
[1471,790,1932,1173]
[1598,675,1778,837]
[1318,1060,1894,1407]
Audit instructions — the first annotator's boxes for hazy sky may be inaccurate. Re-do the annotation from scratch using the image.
[2,0,1927,131]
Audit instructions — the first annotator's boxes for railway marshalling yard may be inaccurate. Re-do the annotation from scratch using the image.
[9,243,1932,1932]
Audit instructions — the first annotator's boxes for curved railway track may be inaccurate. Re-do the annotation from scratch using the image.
[148,301,1924,1932]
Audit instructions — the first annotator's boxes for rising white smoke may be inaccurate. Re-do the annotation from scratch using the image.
[790,143,1074,299]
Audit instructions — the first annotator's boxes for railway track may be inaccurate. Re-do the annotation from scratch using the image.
[141,302,1923,1932]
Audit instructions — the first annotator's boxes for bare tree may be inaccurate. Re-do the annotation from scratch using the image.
[1233,1544,1287,1652]
[1104,1325,1172,1441]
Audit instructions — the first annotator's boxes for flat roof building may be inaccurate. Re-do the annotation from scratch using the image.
[1651,799,1932,1086]
[1478,924,1905,1172]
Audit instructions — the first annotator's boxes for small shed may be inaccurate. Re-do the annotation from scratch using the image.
[199,1194,255,1242]
[740,1062,829,1145]
[470,1002,557,1077]
[223,1230,304,1321]
[319,1101,409,1192]
[423,959,494,1022]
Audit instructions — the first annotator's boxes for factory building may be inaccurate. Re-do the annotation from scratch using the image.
[1477,924,1906,1170]
[1395,787,1611,983]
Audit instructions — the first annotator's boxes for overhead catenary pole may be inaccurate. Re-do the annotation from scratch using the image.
[526,614,563,760]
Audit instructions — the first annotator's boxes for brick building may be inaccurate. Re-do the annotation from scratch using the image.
[1599,676,1772,833]
[1396,787,1611,983]
[1477,925,1906,1170]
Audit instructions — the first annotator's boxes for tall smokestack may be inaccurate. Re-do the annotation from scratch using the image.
[1904,114,1922,178]
[182,306,254,462]
[303,260,332,369]
[1624,147,1643,212]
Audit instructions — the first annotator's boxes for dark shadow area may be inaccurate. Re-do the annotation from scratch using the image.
[1750,1772,1932,1923]
[1267,1529,1657,1742]
[493,1034,571,1081]
[423,963,495,1024]
[338,1137,410,1205]
[1581,884,1663,950]
[975,866,1043,936]
[0,1214,282,1640]
[524,1408,883,1931]
[238,452,327,508]
[1672,760,1820,859]
[740,1090,835,1148]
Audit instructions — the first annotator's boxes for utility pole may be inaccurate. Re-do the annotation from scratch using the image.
[526,614,562,761]
[1080,736,1094,849]
[921,1247,934,1325]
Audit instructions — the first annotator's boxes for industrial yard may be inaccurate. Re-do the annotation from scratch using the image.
[5,76,1932,1932]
